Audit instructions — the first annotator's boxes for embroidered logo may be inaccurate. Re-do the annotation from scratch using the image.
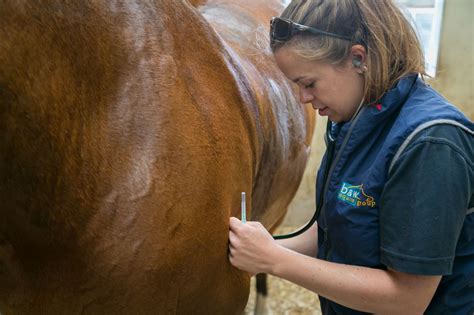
[337,182,376,208]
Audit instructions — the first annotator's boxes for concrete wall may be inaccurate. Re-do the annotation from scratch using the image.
[428,0,473,118]
[282,0,473,226]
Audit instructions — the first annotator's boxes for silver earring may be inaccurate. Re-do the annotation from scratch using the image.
[357,64,368,74]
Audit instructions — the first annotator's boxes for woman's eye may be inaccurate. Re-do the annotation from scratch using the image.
[304,82,315,89]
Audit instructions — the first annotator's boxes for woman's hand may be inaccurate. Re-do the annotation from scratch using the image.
[228,217,283,275]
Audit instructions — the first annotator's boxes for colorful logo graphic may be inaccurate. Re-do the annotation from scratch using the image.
[337,182,376,208]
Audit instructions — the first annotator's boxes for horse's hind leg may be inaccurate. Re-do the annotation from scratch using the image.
[254,273,272,315]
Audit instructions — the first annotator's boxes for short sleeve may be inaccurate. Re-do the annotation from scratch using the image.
[379,125,473,275]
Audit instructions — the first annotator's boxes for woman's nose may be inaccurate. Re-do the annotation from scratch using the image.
[299,87,314,104]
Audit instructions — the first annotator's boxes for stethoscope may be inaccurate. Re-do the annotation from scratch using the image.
[272,117,337,239]
[239,117,336,239]
[271,75,418,239]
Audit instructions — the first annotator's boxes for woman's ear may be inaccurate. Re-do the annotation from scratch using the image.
[350,44,367,65]
[350,44,368,73]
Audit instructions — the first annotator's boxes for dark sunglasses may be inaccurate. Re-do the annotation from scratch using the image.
[270,17,351,47]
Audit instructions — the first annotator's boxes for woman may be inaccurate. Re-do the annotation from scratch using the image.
[228,0,473,314]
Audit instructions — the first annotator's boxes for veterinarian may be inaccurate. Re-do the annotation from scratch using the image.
[228,0,474,314]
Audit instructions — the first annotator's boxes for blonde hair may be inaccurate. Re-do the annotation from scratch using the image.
[273,0,426,103]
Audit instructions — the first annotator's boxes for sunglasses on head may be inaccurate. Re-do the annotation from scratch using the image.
[270,17,351,47]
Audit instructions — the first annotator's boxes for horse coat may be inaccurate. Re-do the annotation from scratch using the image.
[0,1,314,313]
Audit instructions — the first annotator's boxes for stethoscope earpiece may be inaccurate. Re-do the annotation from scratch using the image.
[352,58,362,68]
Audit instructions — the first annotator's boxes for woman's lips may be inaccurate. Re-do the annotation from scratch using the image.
[314,106,329,116]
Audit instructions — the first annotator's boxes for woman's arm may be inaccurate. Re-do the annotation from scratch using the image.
[275,221,318,257]
[229,218,441,314]
[273,246,441,314]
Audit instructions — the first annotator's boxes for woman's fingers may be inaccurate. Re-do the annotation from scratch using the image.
[229,231,239,248]
[228,215,284,274]
[229,217,243,231]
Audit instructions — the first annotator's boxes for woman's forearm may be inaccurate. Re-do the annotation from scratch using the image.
[275,222,318,257]
[229,217,440,314]
[271,247,441,314]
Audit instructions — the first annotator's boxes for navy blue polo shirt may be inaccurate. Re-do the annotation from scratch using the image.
[380,124,473,314]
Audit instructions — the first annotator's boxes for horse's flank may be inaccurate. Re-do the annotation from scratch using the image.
[0,1,314,313]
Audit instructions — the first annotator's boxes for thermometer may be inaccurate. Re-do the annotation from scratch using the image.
[241,192,247,223]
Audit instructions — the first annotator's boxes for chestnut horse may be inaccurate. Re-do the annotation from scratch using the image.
[0,0,314,313]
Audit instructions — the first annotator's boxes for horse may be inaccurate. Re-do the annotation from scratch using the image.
[0,1,314,313]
